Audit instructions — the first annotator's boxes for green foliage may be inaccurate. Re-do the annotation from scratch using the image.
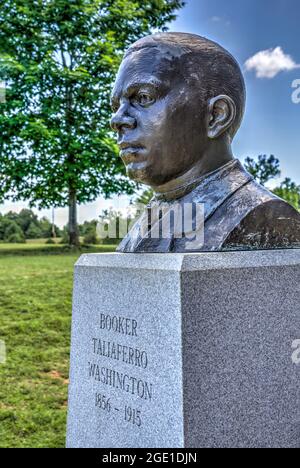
[0,215,14,240]
[80,219,98,244]
[39,216,60,238]
[13,209,39,234]
[79,220,97,237]
[0,209,60,241]
[6,232,26,244]
[134,188,154,205]
[59,227,70,245]
[0,0,184,245]
[244,155,281,186]
[3,220,26,243]
[83,230,98,245]
[245,155,300,211]
[25,221,43,239]
[273,178,300,211]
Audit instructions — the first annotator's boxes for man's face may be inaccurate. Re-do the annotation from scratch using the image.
[110,47,208,187]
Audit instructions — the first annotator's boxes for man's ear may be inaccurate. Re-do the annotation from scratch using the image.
[207,95,236,139]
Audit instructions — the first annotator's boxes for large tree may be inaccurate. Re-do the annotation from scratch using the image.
[0,0,184,246]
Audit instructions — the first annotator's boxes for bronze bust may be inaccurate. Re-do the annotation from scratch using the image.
[110,32,300,252]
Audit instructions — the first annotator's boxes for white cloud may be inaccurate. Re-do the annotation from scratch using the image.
[210,16,231,26]
[245,47,300,79]
[211,16,221,22]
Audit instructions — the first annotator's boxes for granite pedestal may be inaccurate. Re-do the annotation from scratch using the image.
[67,251,300,448]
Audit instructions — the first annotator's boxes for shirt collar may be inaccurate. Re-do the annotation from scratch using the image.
[152,159,248,202]
[151,159,253,219]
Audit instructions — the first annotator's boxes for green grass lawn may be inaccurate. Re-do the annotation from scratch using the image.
[0,247,116,448]
[0,242,117,256]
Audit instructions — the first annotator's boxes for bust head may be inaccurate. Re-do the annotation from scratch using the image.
[111,32,246,187]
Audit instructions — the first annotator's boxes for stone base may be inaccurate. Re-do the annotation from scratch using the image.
[66,251,300,448]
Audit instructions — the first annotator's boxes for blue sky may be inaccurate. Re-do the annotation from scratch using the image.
[1,0,300,226]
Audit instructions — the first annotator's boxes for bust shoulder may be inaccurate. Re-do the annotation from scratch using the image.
[222,184,300,250]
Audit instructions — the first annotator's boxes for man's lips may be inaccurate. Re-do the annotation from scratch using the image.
[118,140,143,149]
[118,142,146,163]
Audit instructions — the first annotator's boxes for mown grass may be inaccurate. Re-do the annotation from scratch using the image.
[0,242,117,256]
[0,247,116,448]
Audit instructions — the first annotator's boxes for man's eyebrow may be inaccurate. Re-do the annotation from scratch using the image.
[111,80,163,106]
[124,80,162,93]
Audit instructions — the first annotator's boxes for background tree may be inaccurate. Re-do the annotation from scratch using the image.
[0,214,15,240]
[273,178,300,211]
[14,209,39,234]
[3,220,26,243]
[0,209,61,242]
[244,155,281,186]
[245,155,300,211]
[0,0,184,247]
[25,221,43,239]
[39,216,60,238]
[134,188,154,205]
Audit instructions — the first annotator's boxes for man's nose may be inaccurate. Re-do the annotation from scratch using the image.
[110,104,136,132]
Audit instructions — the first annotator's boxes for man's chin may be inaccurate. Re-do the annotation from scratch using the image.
[126,162,151,184]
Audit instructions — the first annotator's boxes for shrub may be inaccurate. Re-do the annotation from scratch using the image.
[7,233,26,244]
[60,229,69,245]
[25,222,43,239]
[83,231,97,245]
[4,221,26,243]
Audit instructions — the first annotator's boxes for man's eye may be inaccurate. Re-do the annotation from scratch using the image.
[136,92,155,107]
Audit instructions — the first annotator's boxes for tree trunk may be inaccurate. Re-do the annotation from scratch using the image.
[51,207,57,239]
[68,188,80,247]
[64,50,78,248]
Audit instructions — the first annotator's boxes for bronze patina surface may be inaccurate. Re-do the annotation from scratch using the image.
[110,32,300,252]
